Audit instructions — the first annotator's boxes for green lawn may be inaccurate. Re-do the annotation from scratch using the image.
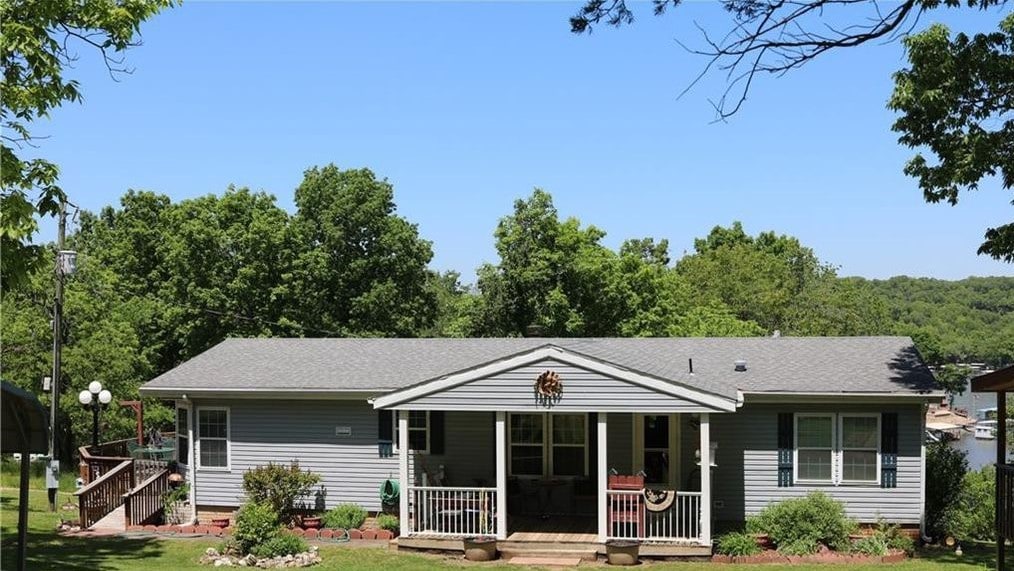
[0,480,998,570]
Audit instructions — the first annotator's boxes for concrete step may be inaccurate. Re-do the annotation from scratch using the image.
[508,556,583,567]
[500,548,598,562]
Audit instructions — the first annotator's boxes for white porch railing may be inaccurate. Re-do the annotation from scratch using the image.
[408,486,498,537]
[606,489,702,542]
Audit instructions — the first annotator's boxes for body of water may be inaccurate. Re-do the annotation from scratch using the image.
[946,379,1007,471]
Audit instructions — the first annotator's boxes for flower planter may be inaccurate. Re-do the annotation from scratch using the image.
[463,536,497,561]
[301,517,322,530]
[605,539,639,566]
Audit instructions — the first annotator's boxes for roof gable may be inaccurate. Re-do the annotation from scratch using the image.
[371,345,739,412]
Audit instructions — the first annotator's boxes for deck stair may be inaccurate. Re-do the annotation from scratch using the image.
[500,547,596,562]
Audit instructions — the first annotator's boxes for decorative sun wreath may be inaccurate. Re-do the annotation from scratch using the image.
[534,370,563,398]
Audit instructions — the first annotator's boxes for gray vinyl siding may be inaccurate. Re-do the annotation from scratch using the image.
[702,403,923,525]
[397,359,723,413]
[193,401,493,511]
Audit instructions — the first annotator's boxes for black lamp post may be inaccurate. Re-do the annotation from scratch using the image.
[78,381,112,448]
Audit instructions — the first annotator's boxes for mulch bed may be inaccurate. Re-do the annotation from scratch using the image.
[123,524,395,542]
[712,549,907,564]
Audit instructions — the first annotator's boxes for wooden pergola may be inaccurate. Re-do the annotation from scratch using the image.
[1,381,50,571]
[971,365,1014,571]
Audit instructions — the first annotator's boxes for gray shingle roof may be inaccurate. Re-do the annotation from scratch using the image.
[140,336,939,399]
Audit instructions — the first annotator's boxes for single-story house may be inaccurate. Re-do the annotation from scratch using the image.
[139,336,940,552]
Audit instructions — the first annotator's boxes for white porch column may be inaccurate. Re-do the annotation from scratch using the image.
[597,413,608,542]
[398,411,410,538]
[699,413,712,545]
[495,411,507,540]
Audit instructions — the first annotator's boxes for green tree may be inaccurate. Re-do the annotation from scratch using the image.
[478,191,764,337]
[287,165,437,336]
[889,14,1014,262]
[678,223,890,336]
[1,0,174,288]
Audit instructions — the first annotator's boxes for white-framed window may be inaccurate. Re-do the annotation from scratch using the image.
[175,402,191,466]
[510,413,544,476]
[508,413,588,478]
[197,407,230,470]
[393,411,431,454]
[839,414,880,484]
[795,414,835,483]
[793,413,881,486]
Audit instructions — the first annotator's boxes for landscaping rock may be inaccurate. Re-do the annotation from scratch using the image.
[200,549,321,568]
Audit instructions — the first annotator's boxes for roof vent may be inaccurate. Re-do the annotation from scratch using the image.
[734,359,747,372]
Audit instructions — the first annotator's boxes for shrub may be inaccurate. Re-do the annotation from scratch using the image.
[851,535,888,556]
[375,513,399,532]
[873,518,915,554]
[925,442,968,539]
[252,532,308,558]
[716,532,761,556]
[233,502,281,555]
[746,491,856,552]
[242,461,321,523]
[323,504,367,530]
[779,538,819,555]
[946,465,995,542]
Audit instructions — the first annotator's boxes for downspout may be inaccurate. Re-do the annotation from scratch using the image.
[183,394,198,525]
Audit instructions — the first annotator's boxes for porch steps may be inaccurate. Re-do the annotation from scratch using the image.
[499,547,598,563]
[507,556,583,567]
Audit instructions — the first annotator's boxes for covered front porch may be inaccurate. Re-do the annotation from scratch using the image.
[373,345,738,554]
[393,411,714,554]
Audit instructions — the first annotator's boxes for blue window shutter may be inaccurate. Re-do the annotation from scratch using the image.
[378,409,393,458]
[777,413,794,487]
[881,413,898,488]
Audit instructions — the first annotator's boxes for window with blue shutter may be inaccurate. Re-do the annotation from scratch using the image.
[777,413,794,487]
[881,412,898,488]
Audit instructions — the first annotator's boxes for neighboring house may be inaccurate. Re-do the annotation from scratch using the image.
[138,336,940,553]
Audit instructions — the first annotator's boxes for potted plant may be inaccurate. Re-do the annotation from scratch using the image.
[162,483,190,525]
[301,515,322,529]
[463,536,497,561]
[605,539,640,565]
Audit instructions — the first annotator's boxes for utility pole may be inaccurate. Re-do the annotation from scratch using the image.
[47,200,67,511]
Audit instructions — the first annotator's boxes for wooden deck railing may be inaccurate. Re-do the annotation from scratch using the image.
[78,433,175,484]
[124,468,171,527]
[607,489,703,543]
[75,460,134,529]
[998,464,1014,542]
[408,486,498,537]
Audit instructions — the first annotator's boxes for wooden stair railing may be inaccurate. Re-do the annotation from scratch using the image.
[75,460,134,529]
[124,468,171,527]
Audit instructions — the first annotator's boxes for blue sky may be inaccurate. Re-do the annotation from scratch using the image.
[34,1,1013,280]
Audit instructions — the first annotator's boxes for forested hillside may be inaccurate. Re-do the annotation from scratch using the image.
[862,276,1014,367]
[2,167,1011,454]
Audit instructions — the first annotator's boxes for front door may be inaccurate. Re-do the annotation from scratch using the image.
[633,414,680,488]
